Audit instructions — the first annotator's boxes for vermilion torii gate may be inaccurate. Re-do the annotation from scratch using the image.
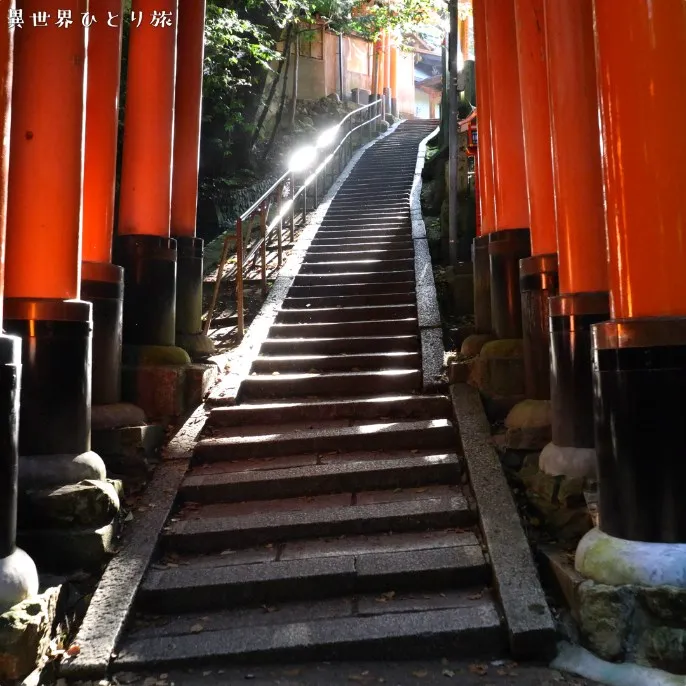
[472,0,686,585]
[0,0,208,611]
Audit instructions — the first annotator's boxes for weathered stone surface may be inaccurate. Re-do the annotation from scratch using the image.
[121,365,186,420]
[0,586,59,682]
[20,479,121,529]
[176,332,216,361]
[505,399,551,430]
[469,339,525,399]
[92,424,166,481]
[637,625,686,673]
[91,403,147,431]
[185,363,219,409]
[123,344,191,366]
[539,442,598,479]
[18,524,118,573]
[641,586,686,623]
[460,333,495,357]
[577,581,634,661]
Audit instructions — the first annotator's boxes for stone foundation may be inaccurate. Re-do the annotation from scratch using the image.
[541,547,686,673]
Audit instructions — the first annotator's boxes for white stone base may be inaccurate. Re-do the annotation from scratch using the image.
[576,527,686,588]
[539,441,597,479]
[0,547,39,614]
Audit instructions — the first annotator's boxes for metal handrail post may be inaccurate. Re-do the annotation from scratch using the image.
[236,217,245,338]
[277,184,283,267]
[289,172,295,243]
[260,203,267,297]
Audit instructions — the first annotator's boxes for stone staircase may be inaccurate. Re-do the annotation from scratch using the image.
[109,121,511,671]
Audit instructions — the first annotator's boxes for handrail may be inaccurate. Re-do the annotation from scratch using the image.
[204,96,386,338]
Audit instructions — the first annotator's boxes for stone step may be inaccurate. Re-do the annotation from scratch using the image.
[206,394,453,428]
[267,318,418,338]
[305,248,414,260]
[251,350,420,373]
[327,203,409,212]
[293,271,415,286]
[239,369,421,400]
[140,530,485,613]
[283,292,415,308]
[321,217,410,227]
[307,241,414,252]
[162,486,474,553]
[180,452,461,503]
[115,591,504,669]
[300,258,414,274]
[194,418,454,462]
[287,281,415,297]
[275,304,416,324]
[260,335,419,355]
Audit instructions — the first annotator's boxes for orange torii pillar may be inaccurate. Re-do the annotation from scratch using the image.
[171,0,213,358]
[115,0,179,349]
[484,0,531,340]
[576,0,686,579]
[0,1,38,613]
[4,1,106,488]
[82,0,126,406]
[514,0,558,399]
[538,0,610,478]
[389,42,398,117]
[471,0,495,335]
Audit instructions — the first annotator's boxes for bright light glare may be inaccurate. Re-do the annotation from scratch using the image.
[316,125,340,149]
[288,145,318,172]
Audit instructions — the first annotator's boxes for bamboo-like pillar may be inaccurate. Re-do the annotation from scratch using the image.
[5,0,106,488]
[82,0,126,405]
[483,0,531,340]
[171,0,213,359]
[583,0,686,551]
[514,0,558,399]
[471,0,495,334]
[0,0,38,613]
[538,0,610,478]
[115,0,179,348]
[389,42,398,117]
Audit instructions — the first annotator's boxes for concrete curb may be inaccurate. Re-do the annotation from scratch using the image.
[450,382,557,659]
[207,120,407,407]
[59,125,404,682]
[410,127,446,392]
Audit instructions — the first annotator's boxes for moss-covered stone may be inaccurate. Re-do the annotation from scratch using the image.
[21,479,121,529]
[637,625,686,673]
[460,333,495,357]
[0,587,59,682]
[578,581,635,661]
[504,399,552,450]
[480,338,524,359]
[122,344,191,367]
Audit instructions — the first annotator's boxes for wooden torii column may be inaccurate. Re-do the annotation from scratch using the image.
[470,0,495,336]
[538,0,610,478]
[4,0,106,489]
[0,0,38,613]
[514,0,558,400]
[115,0,180,351]
[82,0,127,407]
[483,0,531,341]
[171,0,214,359]
[577,0,686,584]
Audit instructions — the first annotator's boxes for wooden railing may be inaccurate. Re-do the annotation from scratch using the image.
[204,97,385,338]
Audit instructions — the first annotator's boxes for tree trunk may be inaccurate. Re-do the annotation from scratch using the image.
[289,30,300,129]
[252,25,292,147]
[262,26,293,162]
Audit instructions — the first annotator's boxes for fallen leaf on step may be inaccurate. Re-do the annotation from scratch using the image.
[375,590,395,602]
[190,624,204,633]
[468,663,488,675]
[411,669,428,677]
[468,591,483,600]
[441,669,455,677]
[283,668,300,676]
[66,644,81,656]
[220,549,236,556]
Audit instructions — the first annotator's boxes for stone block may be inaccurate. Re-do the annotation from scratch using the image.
[121,364,186,420]
[504,400,552,450]
[636,625,686,673]
[0,586,59,683]
[122,344,191,366]
[469,339,525,399]
[18,523,118,573]
[19,479,121,529]
[460,333,495,357]
[91,403,146,431]
[577,581,635,661]
[91,424,166,482]
[185,363,219,408]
